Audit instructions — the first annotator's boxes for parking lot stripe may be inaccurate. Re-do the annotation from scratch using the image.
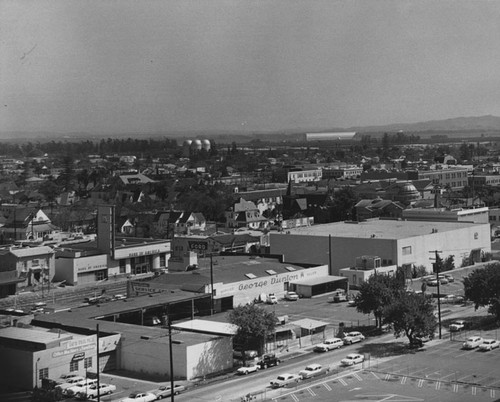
[323,383,332,391]
[435,381,441,390]
[491,389,496,398]
[418,379,424,387]
[453,383,459,392]
[307,387,316,396]
[472,386,477,396]
[291,393,299,402]
[339,378,347,386]
[401,376,407,385]
[353,373,362,381]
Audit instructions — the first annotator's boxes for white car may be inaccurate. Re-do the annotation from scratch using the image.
[63,379,98,397]
[55,376,86,392]
[463,336,483,350]
[152,384,186,399]
[479,339,500,351]
[236,363,260,375]
[284,291,299,301]
[449,320,467,332]
[270,373,301,388]
[76,383,116,399]
[314,338,343,352]
[343,331,365,345]
[299,363,326,379]
[341,353,365,366]
[119,391,157,402]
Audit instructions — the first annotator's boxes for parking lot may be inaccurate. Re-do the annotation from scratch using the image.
[269,330,500,402]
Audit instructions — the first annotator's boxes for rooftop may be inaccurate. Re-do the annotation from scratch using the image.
[275,218,483,240]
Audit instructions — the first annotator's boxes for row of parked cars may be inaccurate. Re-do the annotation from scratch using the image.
[269,353,365,389]
[313,331,365,352]
[462,336,500,351]
[51,373,184,401]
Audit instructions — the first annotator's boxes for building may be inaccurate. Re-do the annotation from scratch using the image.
[402,206,490,224]
[53,205,170,286]
[0,207,60,242]
[0,245,55,298]
[269,218,491,275]
[305,132,357,141]
[0,326,121,390]
[322,166,363,180]
[339,256,398,289]
[287,167,323,184]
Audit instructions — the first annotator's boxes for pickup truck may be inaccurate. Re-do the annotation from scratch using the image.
[256,353,280,369]
[270,373,301,388]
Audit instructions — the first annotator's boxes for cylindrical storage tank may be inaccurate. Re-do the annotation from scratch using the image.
[191,139,202,151]
[183,140,193,156]
[202,139,211,151]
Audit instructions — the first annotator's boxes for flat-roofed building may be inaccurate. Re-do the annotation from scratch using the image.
[270,218,491,275]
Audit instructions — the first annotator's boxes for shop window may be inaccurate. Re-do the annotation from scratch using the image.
[160,254,166,267]
[402,246,412,256]
[69,360,79,372]
[39,368,49,380]
[95,271,107,281]
[119,259,126,274]
[32,259,39,266]
[84,357,92,369]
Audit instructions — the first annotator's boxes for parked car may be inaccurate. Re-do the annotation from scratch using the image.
[479,339,500,351]
[58,373,82,382]
[341,353,365,366]
[284,291,299,301]
[236,363,260,375]
[427,279,438,286]
[270,373,301,388]
[463,336,484,350]
[266,294,278,304]
[343,331,365,345]
[76,383,116,399]
[314,338,344,352]
[233,349,258,360]
[299,363,327,379]
[119,391,157,402]
[328,289,348,303]
[55,376,86,393]
[444,274,455,282]
[256,353,280,369]
[63,379,98,397]
[152,384,186,398]
[449,320,467,332]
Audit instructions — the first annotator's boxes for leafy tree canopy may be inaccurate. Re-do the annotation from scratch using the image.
[463,263,500,321]
[383,292,437,345]
[355,272,405,328]
[228,304,276,355]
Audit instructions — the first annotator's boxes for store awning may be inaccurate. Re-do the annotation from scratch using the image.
[289,318,329,330]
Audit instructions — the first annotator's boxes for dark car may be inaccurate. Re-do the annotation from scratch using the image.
[257,353,280,369]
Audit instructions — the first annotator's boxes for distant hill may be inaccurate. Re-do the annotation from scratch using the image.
[1,115,499,142]
[350,115,500,133]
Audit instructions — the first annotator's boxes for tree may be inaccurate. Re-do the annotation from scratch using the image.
[383,292,437,345]
[463,263,500,322]
[355,273,404,328]
[228,304,276,358]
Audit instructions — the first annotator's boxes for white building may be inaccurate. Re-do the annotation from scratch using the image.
[270,218,491,275]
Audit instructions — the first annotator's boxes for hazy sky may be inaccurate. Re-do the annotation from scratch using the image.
[1,0,500,134]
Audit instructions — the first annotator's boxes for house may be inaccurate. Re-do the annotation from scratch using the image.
[153,211,207,236]
[0,245,55,297]
[355,198,405,221]
[0,207,60,242]
[225,199,269,230]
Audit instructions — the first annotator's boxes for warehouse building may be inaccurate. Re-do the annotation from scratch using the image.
[269,218,491,275]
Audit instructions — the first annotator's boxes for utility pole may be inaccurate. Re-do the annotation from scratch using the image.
[96,324,100,402]
[210,254,214,315]
[166,310,175,402]
[429,250,443,339]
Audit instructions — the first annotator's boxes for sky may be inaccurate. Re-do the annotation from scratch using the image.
[1,0,500,135]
